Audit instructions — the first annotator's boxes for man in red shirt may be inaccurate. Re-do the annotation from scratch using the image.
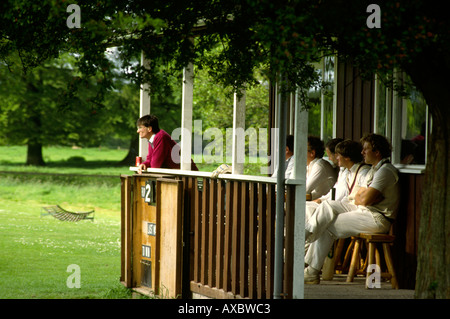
[136,115,198,174]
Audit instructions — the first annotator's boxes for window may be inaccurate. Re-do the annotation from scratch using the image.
[400,78,427,165]
[307,56,336,142]
[374,72,428,169]
[321,55,336,142]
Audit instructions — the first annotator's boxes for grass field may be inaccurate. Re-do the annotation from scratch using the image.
[0,146,134,299]
[0,145,268,299]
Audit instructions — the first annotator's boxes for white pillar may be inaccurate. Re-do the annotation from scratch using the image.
[180,62,194,170]
[232,89,246,174]
[273,81,287,299]
[292,89,308,299]
[139,51,151,159]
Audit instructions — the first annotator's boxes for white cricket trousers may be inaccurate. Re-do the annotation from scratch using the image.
[304,199,391,271]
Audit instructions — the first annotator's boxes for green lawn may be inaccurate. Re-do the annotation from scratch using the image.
[0,145,268,176]
[0,146,134,299]
[0,145,268,298]
[0,145,132,176]
[0,205,126,299]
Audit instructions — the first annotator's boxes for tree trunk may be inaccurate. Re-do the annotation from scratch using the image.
[26,140,45,166]
[25,105,45,166]
[119,134,139,166]
[415,109,450,298]
[405,49,450,299]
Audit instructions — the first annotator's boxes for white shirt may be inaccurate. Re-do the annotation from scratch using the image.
[360,159,400,220]
[149,134,155,148]
[346,162,371,199]
[306,158,339,200]
[319,167,348,202]
[272,156,294,179]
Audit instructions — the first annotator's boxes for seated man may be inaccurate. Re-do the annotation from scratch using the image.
[317,138,345,202]
[306,136,339,200]
[272,135,295,179]
[304,133,400,284]
[325,138,344,170]
[136,114,198,173]
[306,139,369,222]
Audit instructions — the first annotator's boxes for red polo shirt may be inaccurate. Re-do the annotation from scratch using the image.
[142,129,198,170]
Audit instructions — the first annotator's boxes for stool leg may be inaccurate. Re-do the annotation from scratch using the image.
[334,238,346,273]
[341,238,356,273]
[346,238,361,282]
[367,242,375,268]
[382,243,399,289]
[365,242,378,289]
[375,245,381,272]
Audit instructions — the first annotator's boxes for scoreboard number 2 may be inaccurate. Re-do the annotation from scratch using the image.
[141,179,156,206]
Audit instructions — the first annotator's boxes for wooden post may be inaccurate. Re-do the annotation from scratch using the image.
[232,89,246,174]
[139,51,151,160]
[156,178,184,298]
[181,62,194,170]
[292,89,308,299]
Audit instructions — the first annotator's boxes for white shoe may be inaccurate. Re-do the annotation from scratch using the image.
[304,267,320,285]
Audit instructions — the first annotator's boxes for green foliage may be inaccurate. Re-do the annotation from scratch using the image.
[2,0,449,101]
[2,0,449,166]
[0,54,102,147]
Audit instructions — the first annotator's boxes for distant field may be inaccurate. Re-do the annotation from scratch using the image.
[0,145,132,176]
[0,145,269,176]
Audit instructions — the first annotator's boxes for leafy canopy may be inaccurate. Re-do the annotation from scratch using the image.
[2,1,449,102]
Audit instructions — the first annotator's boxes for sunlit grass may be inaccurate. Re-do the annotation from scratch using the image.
[0,145,270,176]
[0,203,123,299]
[0,146,130,298]
[0,145,131,176]
[0,145,270,298]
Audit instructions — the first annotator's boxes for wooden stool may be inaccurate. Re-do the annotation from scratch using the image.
[334,238,356,274]
[346,233,399,289]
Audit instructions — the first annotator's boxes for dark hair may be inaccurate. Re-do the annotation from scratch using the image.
[308,136,325,158]
[325,138,344,154]
[335,139,363,163]
[137,114,160,133]
[286,135,294,153]
[360,133,392,158]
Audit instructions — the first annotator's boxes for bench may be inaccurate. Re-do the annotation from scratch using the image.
[41,205,95,222]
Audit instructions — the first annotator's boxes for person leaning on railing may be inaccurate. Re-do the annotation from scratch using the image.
[136,114,198,174]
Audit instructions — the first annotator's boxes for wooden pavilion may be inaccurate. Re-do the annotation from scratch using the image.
[120,53,425,298]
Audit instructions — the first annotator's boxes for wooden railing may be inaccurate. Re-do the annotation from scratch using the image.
[179,174,296,299]
[122,168,297,299]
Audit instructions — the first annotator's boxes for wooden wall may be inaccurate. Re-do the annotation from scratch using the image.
[335,61,375,141]
[393,173,423,289]
[335,61,422,289]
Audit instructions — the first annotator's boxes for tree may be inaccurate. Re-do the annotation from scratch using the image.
[0,54,111,165]
[1,0,449,298]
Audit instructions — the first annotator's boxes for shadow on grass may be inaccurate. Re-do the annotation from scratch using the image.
[0,159,131,187]
[0,158,129,168]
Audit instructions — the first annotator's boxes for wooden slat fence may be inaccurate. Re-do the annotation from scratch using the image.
[181,176,295,299]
